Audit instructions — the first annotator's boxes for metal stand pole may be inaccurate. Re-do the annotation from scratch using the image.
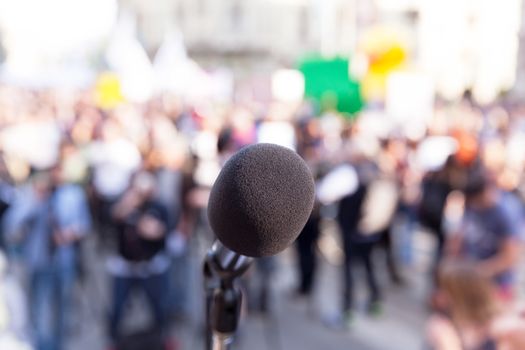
[204,242,252,350]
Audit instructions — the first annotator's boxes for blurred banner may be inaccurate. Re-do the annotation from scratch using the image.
[299,56,363,117]
[359,25,408,101]
[95,72,123,109]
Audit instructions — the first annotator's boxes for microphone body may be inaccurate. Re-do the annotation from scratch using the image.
[205,241,252,281]
[204,241,252,350]
[207,143,315,257]
[203,143,315,350]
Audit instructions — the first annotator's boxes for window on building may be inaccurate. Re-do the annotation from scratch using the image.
[231,1,243,31]
[298,7,309,43]
[178,2,185,23]
[197,0,206,15]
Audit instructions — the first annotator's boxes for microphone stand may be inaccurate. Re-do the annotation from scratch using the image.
[204,241,253,350]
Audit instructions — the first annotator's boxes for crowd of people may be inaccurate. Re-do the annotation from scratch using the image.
[0,84,524,350]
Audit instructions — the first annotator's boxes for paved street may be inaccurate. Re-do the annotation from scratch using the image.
[64,219,437,350]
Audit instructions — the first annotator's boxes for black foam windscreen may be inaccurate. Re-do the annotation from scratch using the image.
[207,143,315,257]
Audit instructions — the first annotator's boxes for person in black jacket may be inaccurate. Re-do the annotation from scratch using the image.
[295,202,321,297]
[107,171,171,346]
[326,160,384,329]
[338,183,381,316]
[419,156,465,272]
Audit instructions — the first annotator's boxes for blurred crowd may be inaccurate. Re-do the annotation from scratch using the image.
[0,85,525,350]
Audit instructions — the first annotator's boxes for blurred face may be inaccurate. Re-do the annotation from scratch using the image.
[482,139,505,171]
[306,119,320,138]
[101,119,122,141]
[132,172,156,199]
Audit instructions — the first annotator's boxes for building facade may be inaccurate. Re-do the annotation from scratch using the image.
[120,0,357,66]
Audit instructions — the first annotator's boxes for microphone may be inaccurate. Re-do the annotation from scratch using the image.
[204,143,315,350]
[207,143,316,257]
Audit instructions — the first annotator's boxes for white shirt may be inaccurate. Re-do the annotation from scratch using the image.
[89,138,141,198]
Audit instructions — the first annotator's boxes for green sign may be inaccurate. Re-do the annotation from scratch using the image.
[299,56,363,117]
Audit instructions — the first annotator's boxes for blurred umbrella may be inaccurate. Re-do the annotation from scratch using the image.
[298,56,363,117]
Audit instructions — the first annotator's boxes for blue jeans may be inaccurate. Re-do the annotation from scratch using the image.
[398,205,417,266]
[30,266,75,350]
[109,271,170,341]
[168,251,190,316]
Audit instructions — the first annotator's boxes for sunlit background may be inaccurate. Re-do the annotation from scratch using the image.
[0,0,522,104]
[0,1,525,350]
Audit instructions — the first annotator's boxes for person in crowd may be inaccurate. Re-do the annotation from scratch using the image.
[3,163,91,350]
[88,117,141,246]
[326,156,387,329]
[0,250,31,350]
[294,203,321,299]
[50,156,93,344]
[426,261,525,350]
[2,83,525,348]
[375,138,404,284]
[419,156,460,271]
[151,141,192,319]
[447,170,521,301]
[0,154,15,250]
[107,170,172,348]
[395,139,420,267]
[294,117,323,299]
